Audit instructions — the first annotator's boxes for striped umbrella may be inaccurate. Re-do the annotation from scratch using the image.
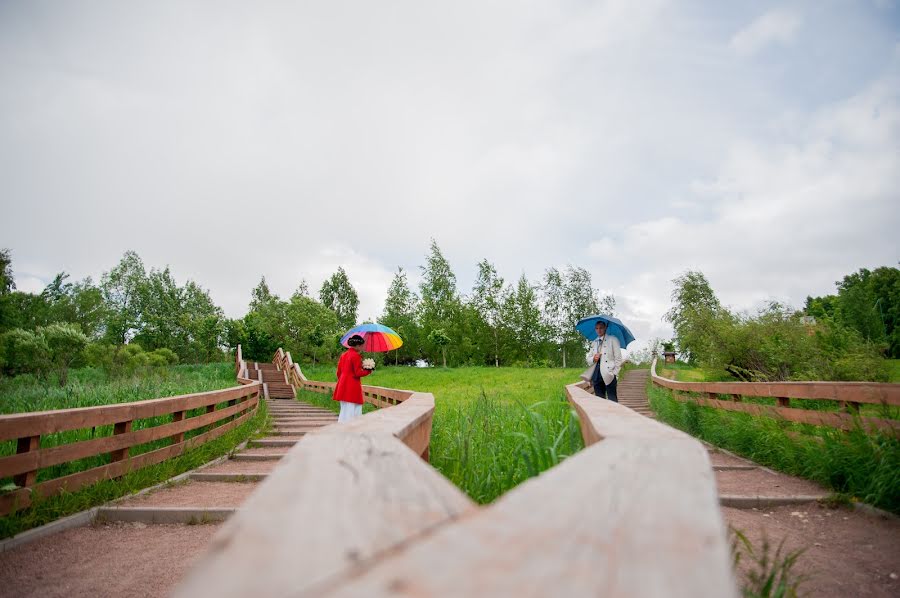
[340,323,404,353]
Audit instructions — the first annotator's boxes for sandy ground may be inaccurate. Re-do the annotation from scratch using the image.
[120,480,258,508]
[0,522,220,598]
[724,503,900,597]
[202,460,277,474]
[716,467,828,498]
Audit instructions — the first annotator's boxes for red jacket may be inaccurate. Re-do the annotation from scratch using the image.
[333,349,371,404]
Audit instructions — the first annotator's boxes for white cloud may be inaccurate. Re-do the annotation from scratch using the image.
[730,9,803,56]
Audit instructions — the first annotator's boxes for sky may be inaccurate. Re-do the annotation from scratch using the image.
[1,0,898,354]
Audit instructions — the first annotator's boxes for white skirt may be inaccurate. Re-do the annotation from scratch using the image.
[338,401,363,423]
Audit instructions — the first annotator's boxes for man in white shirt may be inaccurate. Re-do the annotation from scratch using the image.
[585,321,624,402]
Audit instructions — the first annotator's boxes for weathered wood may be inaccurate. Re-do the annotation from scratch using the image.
[669,393,900,433]
[651,359,900,406]
[776,397,790,408]
[170,410,186,444]
[309,385,735,597]
[0,382,260,441]
[174,398,472,598]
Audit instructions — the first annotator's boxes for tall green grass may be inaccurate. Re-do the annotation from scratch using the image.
[0,402,267,539]
[649,385,900,513]
[296,365,585,503]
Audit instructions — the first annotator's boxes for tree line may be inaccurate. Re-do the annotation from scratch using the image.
[0,242,613,383]
[228,240,614,368]
[664,267,899,382]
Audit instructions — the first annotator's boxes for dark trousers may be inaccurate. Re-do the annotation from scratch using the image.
[593,373,618,403]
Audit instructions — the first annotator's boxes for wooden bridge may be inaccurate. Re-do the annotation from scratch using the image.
[2,347,897,595]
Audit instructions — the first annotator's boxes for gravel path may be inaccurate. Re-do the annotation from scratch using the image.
[0,522,220,598]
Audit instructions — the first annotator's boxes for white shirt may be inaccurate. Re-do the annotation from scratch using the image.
[585,335,624,384]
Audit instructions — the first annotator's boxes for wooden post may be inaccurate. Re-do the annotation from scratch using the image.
[707,392,717,402]
[13,435,40,488]
[170,411,186,445]
[730,394,742,402]
[776,397,790,408]
[840,401,861,414]
[110,420,133,462]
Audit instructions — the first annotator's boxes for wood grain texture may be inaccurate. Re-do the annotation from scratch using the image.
[311,385,735,598]
[651,359,900,406]
[174,400,473,598]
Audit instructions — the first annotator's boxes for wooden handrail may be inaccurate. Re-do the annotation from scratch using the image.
[0,357,262,515]
[175,386,454,597]
[176,378,736,597]
[651,358,900,433]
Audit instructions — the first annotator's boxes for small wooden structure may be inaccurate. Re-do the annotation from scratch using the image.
[651,358,900,433]
[175,353,737,597]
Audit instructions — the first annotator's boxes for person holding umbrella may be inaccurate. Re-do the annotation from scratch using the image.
[333,324,403,423]
[333,334,373,422]
[576,315,633,403]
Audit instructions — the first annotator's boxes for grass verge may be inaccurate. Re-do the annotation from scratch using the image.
[0,401,268,540]
[649,384,900,514]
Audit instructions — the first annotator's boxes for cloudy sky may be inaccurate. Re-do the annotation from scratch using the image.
[1,1,898,351]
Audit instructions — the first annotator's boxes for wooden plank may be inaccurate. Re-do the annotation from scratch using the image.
[305,385,735,597]
[0,383,260,441]
[110,421,133,462]
[12,436,40,488]
[670,393,900,433]
[174,426,473,598]
[0,397,258,479]
[651,359,900,406]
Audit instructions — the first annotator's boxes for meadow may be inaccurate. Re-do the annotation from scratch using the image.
[297,365,588,503]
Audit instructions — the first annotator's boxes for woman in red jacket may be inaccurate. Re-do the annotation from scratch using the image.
[334,334,372,422]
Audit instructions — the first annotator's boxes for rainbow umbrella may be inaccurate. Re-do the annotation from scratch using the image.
[340,323,403,352]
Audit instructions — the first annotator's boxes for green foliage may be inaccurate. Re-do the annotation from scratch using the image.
[664,270,729,364]
[649,385,900,513]
[381,267,421,365]
[0,328,48,378]
[427,328,452,367]
[806,265,900,358]
[731,528,808,598]
[39,322,89,386]
[100,250,146,344]
[319,267,359,331]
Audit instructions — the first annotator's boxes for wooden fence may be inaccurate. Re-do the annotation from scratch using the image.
[651,358,900,433]
[176,372,736,597]
[0,352,262,516]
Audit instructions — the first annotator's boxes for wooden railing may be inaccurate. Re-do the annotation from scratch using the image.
[176,373,736,597]
[0,354,262,515]
[651,358,900,433]
[272,347,306,389]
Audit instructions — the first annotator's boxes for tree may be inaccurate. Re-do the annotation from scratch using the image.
[541,268,566,366]
[0,248,15,333]
[250,276,276,310]
[427,328,451,367]
[319,267,359,331]
[560,266,602,367]
[501,274,544,363]
[664,270,729,364]
[284,294,340,365]
[420,240,460,365]
[40,322,88,386]
[471,260,505,367]
[381,267,420,365]
[100,251,147,344]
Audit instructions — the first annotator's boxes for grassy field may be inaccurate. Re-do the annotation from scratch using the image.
[888,359,900,383]
[297,364,588,503]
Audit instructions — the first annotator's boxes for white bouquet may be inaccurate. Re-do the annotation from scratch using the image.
[362,358,376,371]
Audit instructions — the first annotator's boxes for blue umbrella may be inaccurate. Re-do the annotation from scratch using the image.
[575,314,636,348]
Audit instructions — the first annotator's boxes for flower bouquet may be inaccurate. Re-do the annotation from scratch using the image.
[362,358,376,371]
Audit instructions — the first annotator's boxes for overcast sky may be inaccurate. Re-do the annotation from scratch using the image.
[1,1,898,352]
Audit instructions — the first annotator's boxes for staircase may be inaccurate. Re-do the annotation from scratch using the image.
[617,368,653,417]
[247,362,296,399]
